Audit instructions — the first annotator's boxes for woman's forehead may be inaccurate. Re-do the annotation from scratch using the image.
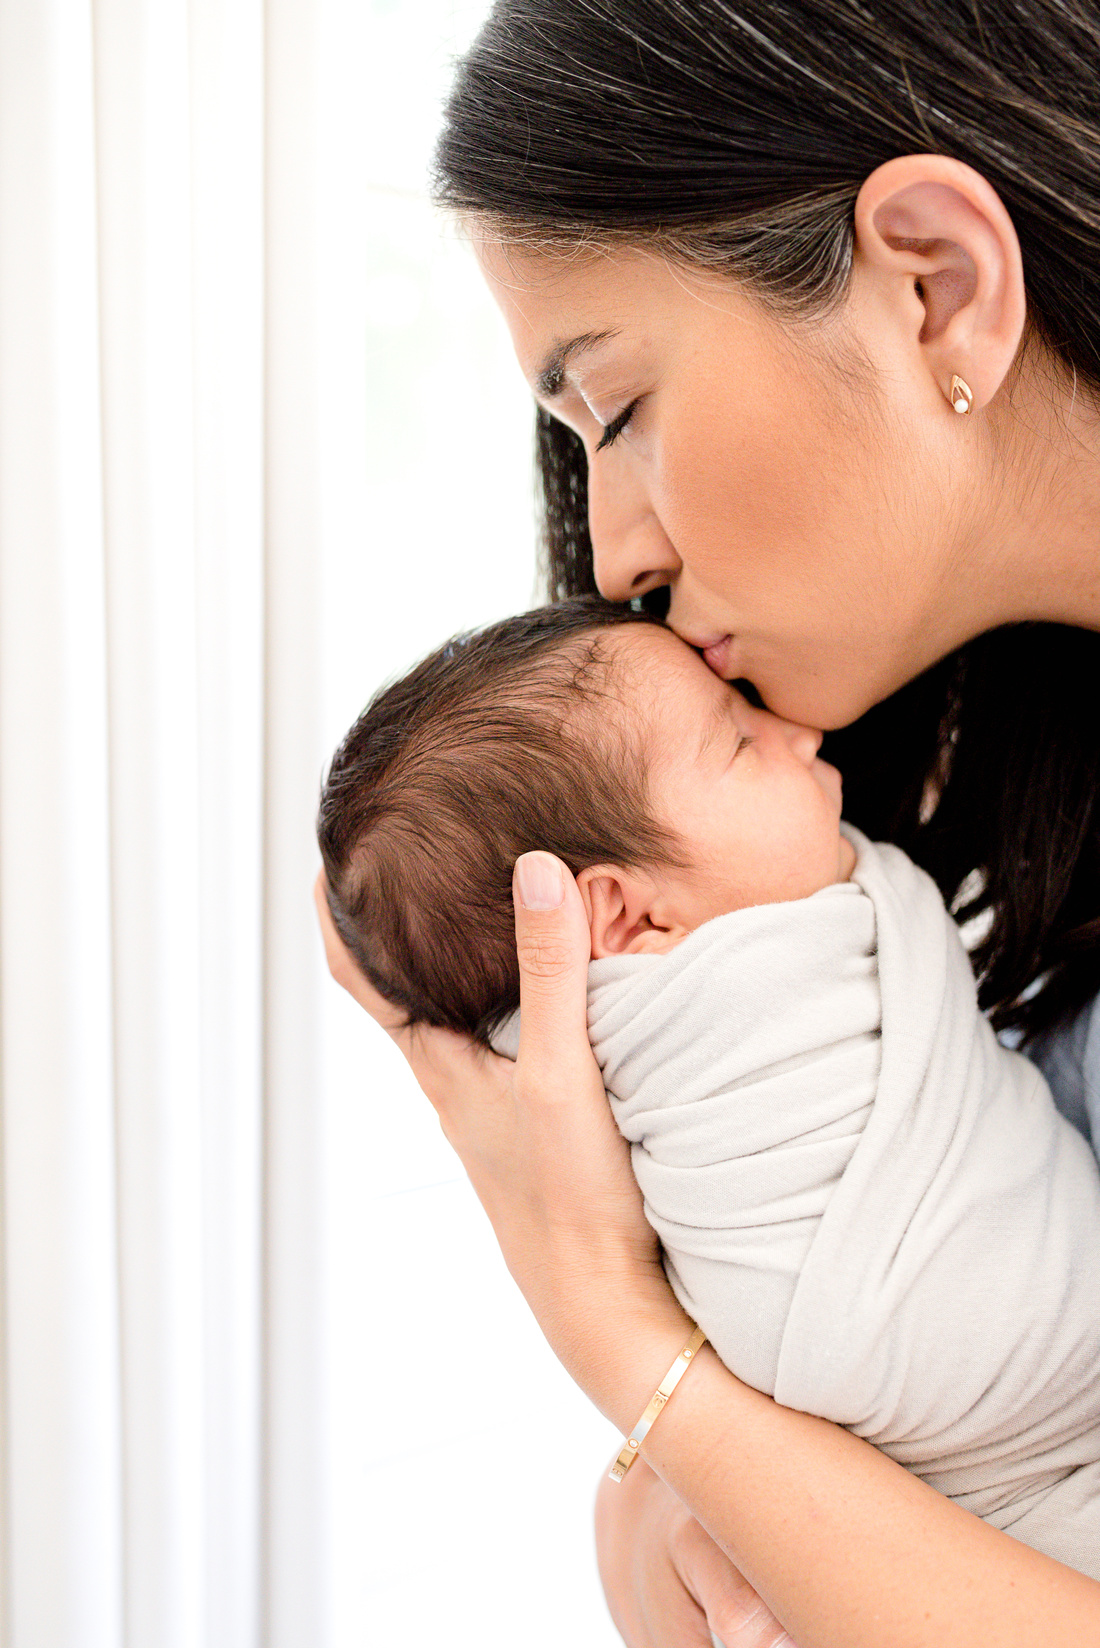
[473,240,631,357]
[474,234,637,293]
[474,237,755,387]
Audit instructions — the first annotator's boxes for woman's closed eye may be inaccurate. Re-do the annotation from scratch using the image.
[596,397,641,452]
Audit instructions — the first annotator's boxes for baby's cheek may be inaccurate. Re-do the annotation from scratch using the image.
[772,818,838,901]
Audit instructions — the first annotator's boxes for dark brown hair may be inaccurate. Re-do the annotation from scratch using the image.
[434,0,1100,1039]
[317,599,679,1044]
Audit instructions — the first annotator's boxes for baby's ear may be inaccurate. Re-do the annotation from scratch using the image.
[576,865,687,957]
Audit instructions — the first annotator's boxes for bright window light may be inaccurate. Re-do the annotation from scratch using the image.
[317,4,624,1643]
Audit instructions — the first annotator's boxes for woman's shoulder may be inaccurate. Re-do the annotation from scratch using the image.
[1023,993,1100,1159]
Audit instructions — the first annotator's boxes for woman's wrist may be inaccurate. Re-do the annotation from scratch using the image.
[545,1253,698,1432]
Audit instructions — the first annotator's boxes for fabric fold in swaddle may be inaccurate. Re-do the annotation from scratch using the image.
[496,831,1100,1574]
[586,863,881,1400]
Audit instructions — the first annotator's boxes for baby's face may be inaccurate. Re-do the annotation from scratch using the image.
[606,625,854,935]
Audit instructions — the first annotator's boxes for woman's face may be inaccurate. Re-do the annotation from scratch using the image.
[476,240,986,728]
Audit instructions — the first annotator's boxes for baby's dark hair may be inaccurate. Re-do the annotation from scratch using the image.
[317,598,682,1044]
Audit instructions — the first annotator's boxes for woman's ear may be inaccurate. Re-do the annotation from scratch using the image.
[575,865,689,958]
[852,154,1027,413]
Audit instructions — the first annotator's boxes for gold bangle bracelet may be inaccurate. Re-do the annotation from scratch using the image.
[608,1325,707,1482]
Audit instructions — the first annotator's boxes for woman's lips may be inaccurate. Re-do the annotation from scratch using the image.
[701,636,736,677]
[670,623,741,678]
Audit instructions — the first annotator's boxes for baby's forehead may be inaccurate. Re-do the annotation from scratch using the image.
[602,621,701,692]
[605,619,692,662]
[595,623,710,750]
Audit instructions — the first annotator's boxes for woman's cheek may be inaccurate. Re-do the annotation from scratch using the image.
[661,424,831,619]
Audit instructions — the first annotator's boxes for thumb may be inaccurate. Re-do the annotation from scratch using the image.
[513,851,593,1063]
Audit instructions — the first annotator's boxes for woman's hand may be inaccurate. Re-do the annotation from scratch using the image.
[595,1459,798,1648]
[314,852,690,1421]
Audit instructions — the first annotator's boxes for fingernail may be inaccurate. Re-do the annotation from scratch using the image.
[514,852,564,910]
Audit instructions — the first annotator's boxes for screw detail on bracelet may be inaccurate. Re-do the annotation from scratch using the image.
[608,1325,708,1483]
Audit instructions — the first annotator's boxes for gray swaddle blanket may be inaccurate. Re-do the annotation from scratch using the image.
[497,830,1100,1574]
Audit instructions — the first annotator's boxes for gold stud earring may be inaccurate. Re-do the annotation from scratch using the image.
[950,374,973,415]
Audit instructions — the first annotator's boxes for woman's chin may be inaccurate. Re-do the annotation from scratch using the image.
[753,666,887,733]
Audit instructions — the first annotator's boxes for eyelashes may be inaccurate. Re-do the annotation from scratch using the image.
[595,397,641,452]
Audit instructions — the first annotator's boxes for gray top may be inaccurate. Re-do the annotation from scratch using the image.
[1025,993,1100,1161]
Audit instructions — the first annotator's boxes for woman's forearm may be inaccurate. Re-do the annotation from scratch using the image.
[627,1340,1100,1648]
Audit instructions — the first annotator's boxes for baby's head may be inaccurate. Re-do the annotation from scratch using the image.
[318,599,853,1044]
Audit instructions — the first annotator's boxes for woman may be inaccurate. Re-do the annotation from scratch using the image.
[320,2,1100,1641]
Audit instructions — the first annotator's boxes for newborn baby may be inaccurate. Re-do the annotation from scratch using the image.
[319,597,1100,1577]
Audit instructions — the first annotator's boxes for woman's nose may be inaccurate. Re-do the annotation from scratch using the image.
[587,451,680,602]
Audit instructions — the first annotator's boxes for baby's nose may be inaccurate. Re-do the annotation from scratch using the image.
[784,723,824,765]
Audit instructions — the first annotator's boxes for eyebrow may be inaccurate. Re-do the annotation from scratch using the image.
[697,692,731,763]
[535,329,621,398]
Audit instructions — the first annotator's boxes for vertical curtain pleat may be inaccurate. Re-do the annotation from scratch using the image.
[95,0,268,1640]
[261,0,328,1640]
[0,0,324,1642]
[95,1,207,1638]
[0,0,124,1643]
[189,2,265,1642]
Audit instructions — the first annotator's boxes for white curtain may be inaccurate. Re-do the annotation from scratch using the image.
[0,0,324,1640]
[0,0,627,1642]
